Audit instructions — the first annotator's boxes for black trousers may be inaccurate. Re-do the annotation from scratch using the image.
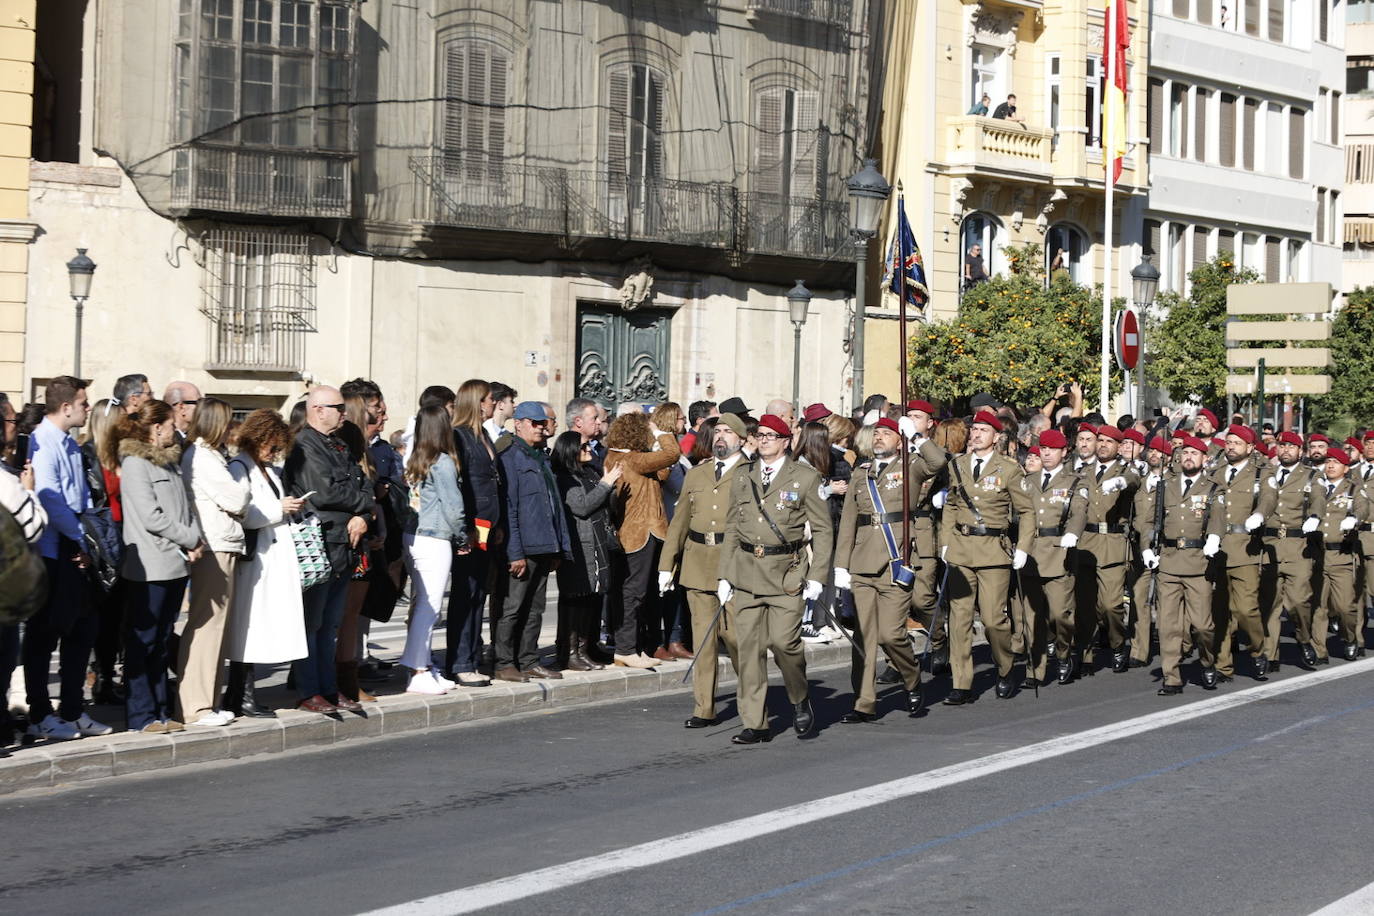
[614,538,661,656]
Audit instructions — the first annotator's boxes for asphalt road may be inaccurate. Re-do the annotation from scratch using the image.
[3,649,1373,915]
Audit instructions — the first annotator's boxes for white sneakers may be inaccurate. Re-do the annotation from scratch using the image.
[27,713,114,740]
[430,670,457,690]
[406,670,448,695]
[187,710,236,728]
[800,624,830,644]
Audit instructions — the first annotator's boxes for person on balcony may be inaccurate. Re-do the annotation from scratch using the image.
[964,244,989,292]
[967,93,990,116]
[992,94,1025,124]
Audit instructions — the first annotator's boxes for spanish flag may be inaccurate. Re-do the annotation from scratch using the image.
[1103,0,1130,185]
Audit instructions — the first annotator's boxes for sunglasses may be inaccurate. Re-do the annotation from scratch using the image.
[318,403,345,411]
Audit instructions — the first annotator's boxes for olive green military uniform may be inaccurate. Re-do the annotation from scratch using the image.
[1129,475,1157,664]
[907,446,948,652]
[941,451,1034,691]
[1355,462,1374,612]
[719,456,832,731]
[1073,458,1140,664]
[1260,463,1326,664]
[1137,473,1226,687]
[1019,464,1088,680]
[1313,476,1369,655]
[1210,458,1277,677]
[834,439,947,714]
[661,455,745,721]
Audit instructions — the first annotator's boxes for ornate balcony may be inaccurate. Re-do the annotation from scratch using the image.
[746,0,853,28]
[170,145,352,219]
[945,115,1054,181]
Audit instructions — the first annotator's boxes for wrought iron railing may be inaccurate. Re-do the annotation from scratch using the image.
[205,305,309,372]
[747,0,853,28]
[171,145,352,218]
[411,156,849,261]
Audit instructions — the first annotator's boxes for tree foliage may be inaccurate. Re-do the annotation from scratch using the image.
[1311,286,1374,434]
[1145,256,1259,406]
[906,243,1118,411]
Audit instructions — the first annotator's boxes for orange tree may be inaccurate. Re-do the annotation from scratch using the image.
[907,243,1115,410]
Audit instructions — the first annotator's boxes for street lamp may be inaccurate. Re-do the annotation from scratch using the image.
[787,279,812,417]
[1129,256,1159,418]
[66,248,96,377]
[846,159,891,411]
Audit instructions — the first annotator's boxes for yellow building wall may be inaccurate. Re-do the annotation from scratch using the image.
[0,0,34,401]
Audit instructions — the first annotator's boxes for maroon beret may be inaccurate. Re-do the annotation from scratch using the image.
[1277,431,1303,447]
[802,403,833,423]
[1346,437,1362,451]
[1147,436,1174,456]
[972,410,1003,432]
[1122,429,1145,445]
[1308,433,1330,445]
[1096,426,1123,441]
[1226,424,1255,444]
[757,414,792,438]
[1028,445,1041,457]
[1198,409,1219,428]
[1363,430,1374,441]
[874,417,900,434]
[1178,434,1208,454]
[1077,423,1097,437]
[905,399,935,415]
[1039,429,1068,449]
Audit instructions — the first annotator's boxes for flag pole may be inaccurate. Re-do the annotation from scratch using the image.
[896,183,911,571]
[1100,0,1117,418]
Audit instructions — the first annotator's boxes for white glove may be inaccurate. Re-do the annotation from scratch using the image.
[898,416,917,440]
[657,571,675,595]
[940,545,948,560]
[932,489,947,509]
[803,579,824,601]
[716,580,734,605]
[833,567,852,591]
[1142,549,1160,569]
[1341,516,1358,532]
[1202,534,1221,558]
[1059,532,1079,549]
[1101,476,1127,494]
[1302,516,1320,535]
[1244,513,1264,532]
[1012,549,1027,570]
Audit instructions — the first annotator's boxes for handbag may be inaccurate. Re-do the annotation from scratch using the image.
[79,507,123,593]
[360,550,401,623]
[290,512,333,590]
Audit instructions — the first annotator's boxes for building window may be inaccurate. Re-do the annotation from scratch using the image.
[1350,57,1374,93]
[440,39,508,181]
[1317,187,1329,243]
[753,86,822,201]
[1348,142,1374,183]
[1193,87,1209,162]
[1085,55,1103,148]
[201,229,314,372]
[1169,83,1187,157]
[1219,93,1237,167]
[1047,56,1062,147]
[606,63,664,181]
[1046,223,1086,283]
[1353,0,1374,23]
[970,44,1005,111]
[1330,90,1341,144]
[1288,107,1305,179]
[961,213,1003,282]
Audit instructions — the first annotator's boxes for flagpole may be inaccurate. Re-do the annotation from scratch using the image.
[896,185,912,571]
[1100,0,1117,418]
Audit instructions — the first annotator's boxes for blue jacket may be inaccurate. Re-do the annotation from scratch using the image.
[405,453,468,544]
[499,438,572,561]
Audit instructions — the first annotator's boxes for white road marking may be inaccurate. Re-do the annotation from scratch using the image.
[1309,879,1374,915]
[361,658,1374,915]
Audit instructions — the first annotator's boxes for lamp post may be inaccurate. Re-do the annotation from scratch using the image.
[66,248,96,377]
[846,159,891,411]
[787,279,812,418]
[1129,256,1159,419]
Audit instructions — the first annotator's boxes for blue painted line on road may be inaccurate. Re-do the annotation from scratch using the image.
[692,696,1374,915]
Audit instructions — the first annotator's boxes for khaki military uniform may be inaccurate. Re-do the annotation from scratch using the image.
[1137,473,1226,687]
[1073,458,1140,664]
[1129,474,1160,664]
[834,439,948,714]
[1018,465,1088,679]
[941,451,1033,691]
[719,456,832,731]
[1354,462,1374,611]
[1313,476,1369,654]
[1260,464,1326,664]
[907,441,947,651]
[660,455,745,720]
[1210,459,1277,677]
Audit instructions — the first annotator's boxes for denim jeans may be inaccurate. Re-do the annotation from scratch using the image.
[445,549,490,674]
[23,552,98,723]
[123,578,188,730]
[294,574,350,699]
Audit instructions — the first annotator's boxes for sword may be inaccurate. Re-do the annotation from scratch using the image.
[1013,563,1039,698]
[817,583,867,663]
[920,558,952,671]
[680,598,729,684]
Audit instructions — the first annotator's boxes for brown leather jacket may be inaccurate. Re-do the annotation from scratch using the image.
[605,432,681,553]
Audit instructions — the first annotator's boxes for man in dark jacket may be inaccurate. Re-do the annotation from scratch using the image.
[282,386,375,714]
[494,401,572,682]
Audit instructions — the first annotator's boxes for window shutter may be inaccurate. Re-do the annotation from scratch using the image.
[1191,227,1208,268]
[1242,97,1257,170]
[1245,0,1260,35]
[1265,238,1280,281]
[1289,108,1305,178]
[645,69,663,179]
[1219,93,1236,167]
[1331,91,1340,144]
[753,87,784,197]
[1268,0,1284,41]
[442,41,466,171]
[1218,230,1235,255]
[464,44,489,179]
[1149,78,1164,151]
[1320,0,1330,41]
[1173,0,1188,17]
[791,90,820,201]
[1145,219,1161,257]
[1193,88,1208,162]
[607,67,629,174]
[488,49,508,174]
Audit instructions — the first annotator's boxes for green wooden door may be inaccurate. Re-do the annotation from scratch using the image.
[575,303,671,409]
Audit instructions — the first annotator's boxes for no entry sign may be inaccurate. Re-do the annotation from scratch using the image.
[1114,308,1141,370]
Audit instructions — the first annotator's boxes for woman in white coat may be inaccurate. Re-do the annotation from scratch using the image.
[224,409,307,718]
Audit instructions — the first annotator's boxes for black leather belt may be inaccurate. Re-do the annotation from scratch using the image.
[688,530,723,546]
[912,510,934,519]
[1325,542,1354,551]
[1263,526,1307,539]
[1226,525,1253,535]
[1360,523,1374,533]
[738,540,803,557]
[1084,523,1125,535]
[1161,538,1205,549]
[858,511,907,526]
[1036,526,1064,537]
[955,523,1007,537]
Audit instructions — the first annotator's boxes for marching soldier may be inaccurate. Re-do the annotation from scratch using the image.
[1072,422,1097,472]
[1306,433,1330,469]
[659,414,748,728]
[1138,435,1226,694]
[903,399,949,673]
[940,410,1033,704]
[717,414,832,745]
[1129,436,1175,668]
[1210,424,1276,681]
[1193,408,1224,465]
[1019,430,1087,685]
[1312,448,1369,662]
[1355,432,1374,617]
[1260,431,1326,670]
[832,417,947,722]
[1073,425,1140,673]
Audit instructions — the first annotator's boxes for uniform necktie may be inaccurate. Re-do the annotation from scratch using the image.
[762,466,773,489]
[1228,467,1237,485]
[715,460,724,481]
[1096,465,1105,482]
[972,458,983,480]
[1042,471,1051,491]
[1278,468,1289,487]
[1327,483,1335,498]
[876,461,888,477]
[1182,476,1194,496]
